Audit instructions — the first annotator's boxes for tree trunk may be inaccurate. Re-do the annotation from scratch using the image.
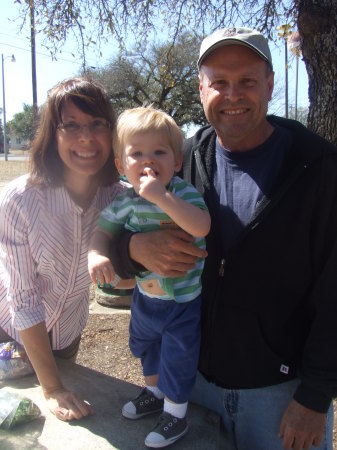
[297,0,337,145]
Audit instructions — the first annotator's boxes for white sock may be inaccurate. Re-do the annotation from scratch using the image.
[146,385,164,400]
[164,398,188,419]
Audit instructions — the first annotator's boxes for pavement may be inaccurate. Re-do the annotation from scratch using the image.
[0,295,225,450]
[0,359,223,450]
[0,151,29,162]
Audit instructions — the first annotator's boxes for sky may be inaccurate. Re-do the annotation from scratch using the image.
[1,1,309,122]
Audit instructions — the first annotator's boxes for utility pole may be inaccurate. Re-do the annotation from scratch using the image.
[1,54,7,160]
[29,0,38,126]
[1,54,16,161]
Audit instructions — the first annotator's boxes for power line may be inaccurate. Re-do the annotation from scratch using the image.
[0,35,101,68]
[0,41,83,65]
[0,31,81,61]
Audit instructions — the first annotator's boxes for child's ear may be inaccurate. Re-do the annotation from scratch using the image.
[174,154,183,172]
[115,158,124,175]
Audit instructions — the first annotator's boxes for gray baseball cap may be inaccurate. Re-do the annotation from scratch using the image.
[198,27,273,69]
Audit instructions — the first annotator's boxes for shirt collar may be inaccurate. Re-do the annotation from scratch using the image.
[47,185,85,216]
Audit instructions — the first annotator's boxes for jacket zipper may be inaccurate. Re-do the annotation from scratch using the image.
[219,258,225,277]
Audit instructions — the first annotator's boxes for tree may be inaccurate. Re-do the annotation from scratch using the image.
[90,33,206,128]
[297,1,336,143]
[289,106,308,126]
[7,104,36,142]
[16,0,337,144]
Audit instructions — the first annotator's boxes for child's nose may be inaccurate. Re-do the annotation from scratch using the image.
[143,155,154,164]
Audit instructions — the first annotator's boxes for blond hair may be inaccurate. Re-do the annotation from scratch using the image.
[113,106,183,161]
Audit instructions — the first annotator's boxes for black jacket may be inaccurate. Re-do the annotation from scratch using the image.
[181,116,337,413]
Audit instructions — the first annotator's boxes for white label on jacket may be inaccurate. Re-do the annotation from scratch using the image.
[280,364,289,374]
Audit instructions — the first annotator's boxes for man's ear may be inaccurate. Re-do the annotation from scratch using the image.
[267,71,275,102]
[174,154,183,172]
[115,158,124,176]
[199,74,204,104]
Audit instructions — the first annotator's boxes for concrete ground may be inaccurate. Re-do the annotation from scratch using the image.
[0,357,222,450]
[0,296,224,450]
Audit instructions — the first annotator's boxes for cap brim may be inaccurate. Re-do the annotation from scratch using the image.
[198,39,270,68]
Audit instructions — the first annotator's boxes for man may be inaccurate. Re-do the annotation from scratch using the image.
[113,28,337,449]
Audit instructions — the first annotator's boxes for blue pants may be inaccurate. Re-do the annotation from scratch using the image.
[129,286,201,403]
[190,371,334,450]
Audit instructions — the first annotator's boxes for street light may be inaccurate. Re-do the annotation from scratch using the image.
[277,24,292,119]
[1,53,16,161]
[288,31,302,121]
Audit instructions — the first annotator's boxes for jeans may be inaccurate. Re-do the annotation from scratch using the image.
[190,371,334,450]
[130,286,201,403]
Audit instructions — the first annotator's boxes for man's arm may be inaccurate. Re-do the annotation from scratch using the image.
[20,323,94,421]
[279,400,327,450]
[279,150,337,449]
[109,230,146,278]
[110,229,207,278]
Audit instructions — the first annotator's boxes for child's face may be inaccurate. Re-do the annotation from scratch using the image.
[115,131,182,193]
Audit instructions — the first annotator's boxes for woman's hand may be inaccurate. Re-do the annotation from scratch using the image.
[45,387,94,421]
[20,324,93,422]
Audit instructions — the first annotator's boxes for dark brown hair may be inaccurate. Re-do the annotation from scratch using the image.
[29,77,118,186]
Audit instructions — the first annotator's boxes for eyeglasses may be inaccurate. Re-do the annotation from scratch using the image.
[57,119,111,136]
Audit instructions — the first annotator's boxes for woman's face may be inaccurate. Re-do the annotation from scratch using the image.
[56,99,112,183]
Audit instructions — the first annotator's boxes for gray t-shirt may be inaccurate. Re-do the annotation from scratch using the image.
[214,125,292,254]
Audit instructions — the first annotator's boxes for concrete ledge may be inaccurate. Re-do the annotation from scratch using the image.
[0,358,221,449]
[95,287,132,309]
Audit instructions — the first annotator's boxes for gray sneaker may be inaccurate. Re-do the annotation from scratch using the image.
[122,388,164,419]
[144,412,188,448]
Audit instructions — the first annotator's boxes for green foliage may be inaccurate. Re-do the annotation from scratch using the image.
[14,0,337,144]
[19,0,298,61]
[7,104,36,142]
[90,33,206,128]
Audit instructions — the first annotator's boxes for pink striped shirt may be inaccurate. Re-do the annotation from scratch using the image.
[0,174,125,349]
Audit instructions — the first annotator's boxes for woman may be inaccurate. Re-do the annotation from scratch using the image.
[0,77,125,421]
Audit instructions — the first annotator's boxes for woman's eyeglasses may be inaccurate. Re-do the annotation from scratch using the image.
[57,119,111,136]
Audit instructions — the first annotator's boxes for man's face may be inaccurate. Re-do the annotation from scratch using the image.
[199,45,274,151]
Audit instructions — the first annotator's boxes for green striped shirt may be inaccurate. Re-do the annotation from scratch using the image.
[99,176,207,303]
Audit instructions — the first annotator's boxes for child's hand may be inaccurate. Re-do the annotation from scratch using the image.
[139,167,166,203]
[88,251,117,285]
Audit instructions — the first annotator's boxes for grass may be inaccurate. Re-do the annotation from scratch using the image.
[0,160,29,185]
